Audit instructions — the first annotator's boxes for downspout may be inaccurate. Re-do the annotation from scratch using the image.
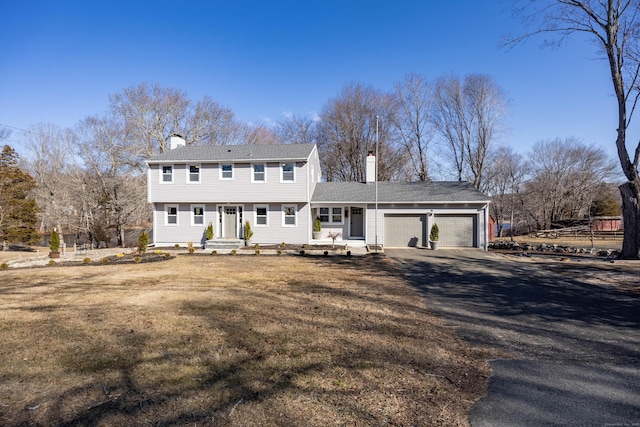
[483,203,489,251]
[146,163,156,246]
[306,158,311,244]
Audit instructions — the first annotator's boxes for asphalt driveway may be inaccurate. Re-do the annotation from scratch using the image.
[386,248,640,427]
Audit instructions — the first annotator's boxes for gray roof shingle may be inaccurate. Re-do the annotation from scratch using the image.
[147,143,316,163]
[311,181,489,203]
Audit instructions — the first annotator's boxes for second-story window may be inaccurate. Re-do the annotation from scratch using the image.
[282,163,294,182]
[188,165,200,183]
[162,165,173,183]
[253,164,265,182]
[221,164,233,180]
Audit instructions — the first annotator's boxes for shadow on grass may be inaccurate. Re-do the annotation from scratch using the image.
[2,255,485,426]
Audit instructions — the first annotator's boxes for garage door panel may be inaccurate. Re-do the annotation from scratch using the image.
[384,215,426,247]
[436,215,476,247]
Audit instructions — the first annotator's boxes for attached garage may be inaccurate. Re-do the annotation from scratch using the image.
[384,214,426,247]
[435,215,477,247]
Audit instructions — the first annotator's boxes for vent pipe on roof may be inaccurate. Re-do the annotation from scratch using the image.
[366,151,376,183]
[169,134,186,150]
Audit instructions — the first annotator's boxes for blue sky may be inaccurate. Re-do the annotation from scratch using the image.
[0,0,624,167]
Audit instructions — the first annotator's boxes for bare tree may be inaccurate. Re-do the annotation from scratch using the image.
[392,73,434,181]
[316,83,405,182]
[524,137,616,230]
[275,114,317,144]
[241,123,279,145]
[508,0,640,258]
[485,146,529,238]
[186,96,243,146]
[432,74,508,189]
[24,123,76,234]
[0,127,11,142]
[110,83,241,161]
[74,115,149,247]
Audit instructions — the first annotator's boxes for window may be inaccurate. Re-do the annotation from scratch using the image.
[283,205,297,226]
[191,205,204,226]
[318,207,330,223]
[317,207,343,224]
[252,164,265,182]
[166,205,178,225]
[161,165,173,183]
[220,164,233,179]
[188,165,200,183]
[281,163,294,182]
[332,207,343,223]
[255,205,268,226]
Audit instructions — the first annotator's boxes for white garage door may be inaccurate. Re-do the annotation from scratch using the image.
[384,215,426,247]
[435,215,476,247]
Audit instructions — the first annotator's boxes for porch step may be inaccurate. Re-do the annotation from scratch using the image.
[311,239,367,248]
[205,239,244,250]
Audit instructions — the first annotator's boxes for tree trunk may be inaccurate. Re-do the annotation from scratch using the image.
[619,181,640,259]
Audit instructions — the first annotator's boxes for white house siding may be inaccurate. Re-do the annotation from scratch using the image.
[148,161,309,204]
[153,203,217,247]
[309,204,367,242]
[244,202,311,245]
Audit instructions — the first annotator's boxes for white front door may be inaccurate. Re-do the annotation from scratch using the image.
[223,206,238,238]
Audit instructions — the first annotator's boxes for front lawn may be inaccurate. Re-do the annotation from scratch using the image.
[0,255,488,426]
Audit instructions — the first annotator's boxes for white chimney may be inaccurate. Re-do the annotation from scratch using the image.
[366,151,376,183]
[169,134,186,150]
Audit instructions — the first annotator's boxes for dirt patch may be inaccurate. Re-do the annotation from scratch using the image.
[0,255,488,426]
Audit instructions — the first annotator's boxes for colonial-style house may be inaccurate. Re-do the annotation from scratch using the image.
[146,135,491,249]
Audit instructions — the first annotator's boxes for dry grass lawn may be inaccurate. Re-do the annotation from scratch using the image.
[509,234,623,250]
[0,254,489,426]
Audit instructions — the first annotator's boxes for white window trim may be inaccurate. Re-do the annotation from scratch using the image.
[331,206,344,224]
[191,204,205,226]
[220,163,234,180]
[317,206,344,225]
[165,204,178,226]
[251,163,266,183]
[281,162,295,183]
[160,164,174,184]
[255,204,268,227]
[187,164,201,184]
[282,204,297,227]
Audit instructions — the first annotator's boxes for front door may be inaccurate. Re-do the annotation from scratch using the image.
[223,207,237,238]
[350,207,364,237]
